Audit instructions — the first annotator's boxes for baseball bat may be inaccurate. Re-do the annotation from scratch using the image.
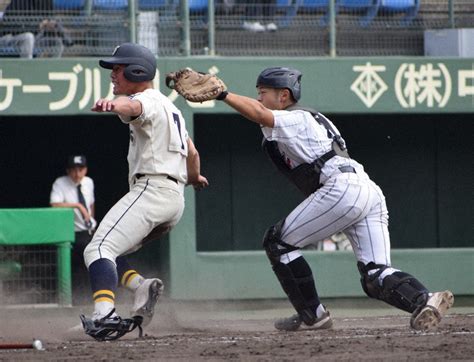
[0,340,44,350]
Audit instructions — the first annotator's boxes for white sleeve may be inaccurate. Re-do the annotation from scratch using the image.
[89,178,95,204]
[261,110,303,143]
[49,179,64,204]
[118,94,145,125]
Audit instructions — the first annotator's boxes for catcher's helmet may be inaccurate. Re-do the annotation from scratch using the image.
[99,43,157,82]
[256,67,302,101]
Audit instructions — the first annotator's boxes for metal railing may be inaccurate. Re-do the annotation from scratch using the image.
[0,0,472,57]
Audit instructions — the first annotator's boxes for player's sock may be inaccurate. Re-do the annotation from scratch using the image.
[117,256,144,291]
[88,258,118,317]
[121,270,145,291]
[93,293,115,317]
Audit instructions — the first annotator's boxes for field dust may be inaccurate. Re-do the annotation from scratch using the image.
[1,299,473,361]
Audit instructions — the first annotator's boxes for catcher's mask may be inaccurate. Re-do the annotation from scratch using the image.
[99,43,157,82]
[256,67,302,101]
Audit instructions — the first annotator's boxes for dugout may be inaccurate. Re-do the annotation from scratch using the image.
[0,57,472,301]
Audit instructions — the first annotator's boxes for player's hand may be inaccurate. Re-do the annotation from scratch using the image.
[189,175,209,191]
[91,98,115,112]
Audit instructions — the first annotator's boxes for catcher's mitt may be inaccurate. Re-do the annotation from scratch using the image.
[80,309,143,341]
[166,68,227,102]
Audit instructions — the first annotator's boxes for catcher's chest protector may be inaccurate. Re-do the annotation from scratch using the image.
[263,140,321,196]
[262,106,350,196]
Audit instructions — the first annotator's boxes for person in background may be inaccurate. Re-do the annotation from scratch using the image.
[0,0,34,58]
[50,155,97,304]
[35,17,72,57]
[241,0,278,32]
[0,0,71,58]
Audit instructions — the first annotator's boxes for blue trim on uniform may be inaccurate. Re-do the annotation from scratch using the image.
[89,258,118,293]
[97,179,149,259]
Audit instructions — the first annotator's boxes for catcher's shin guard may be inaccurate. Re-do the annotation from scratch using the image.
[358,262,429,313]
[263,222,320,325]
[272,258,321,325]
[80,309,143,342]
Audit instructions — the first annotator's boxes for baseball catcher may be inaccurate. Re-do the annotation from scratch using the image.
[170,66,454,332]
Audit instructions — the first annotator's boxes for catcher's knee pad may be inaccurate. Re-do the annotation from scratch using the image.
[262,220,299,265]
[358,262,429,313]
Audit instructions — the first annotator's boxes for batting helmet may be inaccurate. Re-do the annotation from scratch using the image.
[99,43,157,82]
[256,67,302,101]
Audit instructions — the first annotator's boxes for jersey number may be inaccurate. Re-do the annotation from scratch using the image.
[172,112,185,150]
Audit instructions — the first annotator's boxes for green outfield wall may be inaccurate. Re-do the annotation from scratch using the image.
[0,57,473,114]
[0,58,472,300]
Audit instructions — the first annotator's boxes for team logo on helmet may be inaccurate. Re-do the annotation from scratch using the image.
[112,45,120,56]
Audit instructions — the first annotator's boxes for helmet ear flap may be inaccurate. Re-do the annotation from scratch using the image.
[292,75,301,101]
[124,64,154,82]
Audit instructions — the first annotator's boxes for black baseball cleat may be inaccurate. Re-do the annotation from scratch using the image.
[410,290,454,331]
[274,308,333,332]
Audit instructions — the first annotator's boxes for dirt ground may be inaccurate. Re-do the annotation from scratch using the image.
[1,299,473,361]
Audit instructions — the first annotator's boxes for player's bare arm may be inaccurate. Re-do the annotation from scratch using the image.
[51,202,91,222]
[186,138,209,190]
[222,92,275,128]
[165,68,274,127]
[91,96,142,118]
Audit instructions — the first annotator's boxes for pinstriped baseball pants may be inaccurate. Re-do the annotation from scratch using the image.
[280,172,391,267]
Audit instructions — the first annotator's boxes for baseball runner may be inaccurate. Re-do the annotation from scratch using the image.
[167,67,454,332]
[80,43,208,341]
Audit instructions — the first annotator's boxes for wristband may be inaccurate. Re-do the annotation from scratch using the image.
[216,91,228,100]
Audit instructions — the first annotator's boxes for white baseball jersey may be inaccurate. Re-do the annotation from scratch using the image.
[84,88,187,267]
[262,109,392,269]
[119,88,189,185]
[50,175,97,232]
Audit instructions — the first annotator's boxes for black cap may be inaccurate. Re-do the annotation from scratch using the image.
[67,155,87,168]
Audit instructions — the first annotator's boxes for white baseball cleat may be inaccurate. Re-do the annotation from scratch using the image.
[92,309,117,321]
[67,309,117,333]
[274,308,333,332]
[410,290,454,331]
[131,278,164,327]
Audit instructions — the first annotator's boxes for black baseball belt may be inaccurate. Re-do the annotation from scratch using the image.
[135,174,178,184]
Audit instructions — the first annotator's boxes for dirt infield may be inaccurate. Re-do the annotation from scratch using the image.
[1,299,473,361]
